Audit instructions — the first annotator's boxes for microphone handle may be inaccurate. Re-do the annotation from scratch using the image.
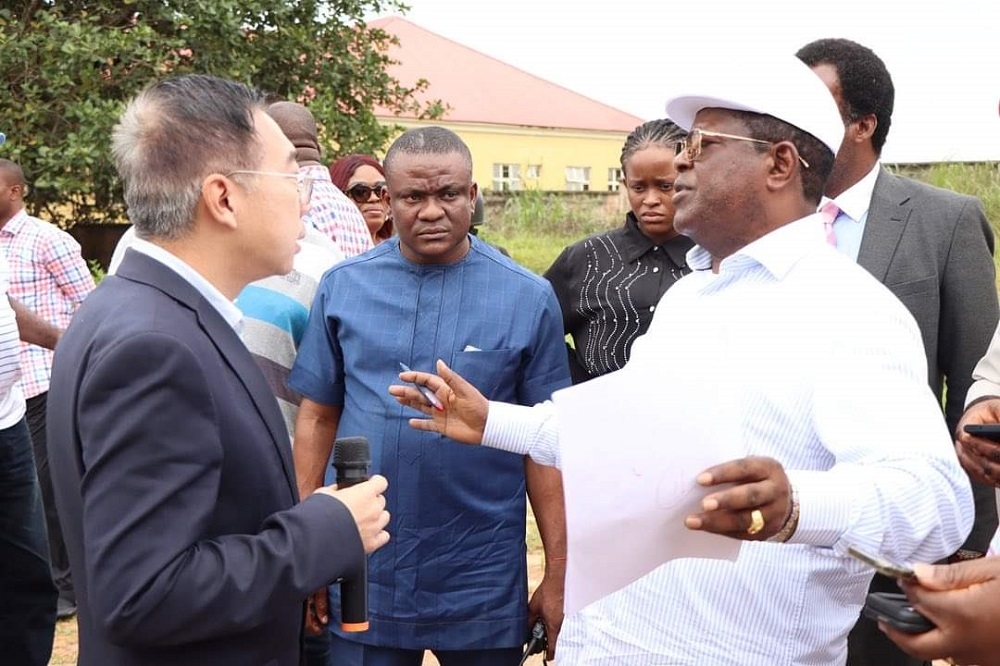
[334,439,371,632]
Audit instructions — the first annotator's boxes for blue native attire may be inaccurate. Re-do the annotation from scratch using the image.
[288,235,571,651]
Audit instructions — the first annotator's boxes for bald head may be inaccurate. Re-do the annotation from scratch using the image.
[0,159,24,187]
[265,101,321,166]
[0,159,26,225]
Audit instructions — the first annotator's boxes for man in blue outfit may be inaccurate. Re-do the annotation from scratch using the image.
[289,126,570,666]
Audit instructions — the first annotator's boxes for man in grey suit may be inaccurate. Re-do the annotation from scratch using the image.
[797,38,999,666]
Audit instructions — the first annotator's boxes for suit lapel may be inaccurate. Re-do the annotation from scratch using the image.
[117,250,299,503]
[857,169,911,283]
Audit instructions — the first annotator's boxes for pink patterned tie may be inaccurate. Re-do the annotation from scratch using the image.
[820,201,839,247]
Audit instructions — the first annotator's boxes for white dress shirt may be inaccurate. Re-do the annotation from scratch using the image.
[484,214,972,665]
[126,237,244,334]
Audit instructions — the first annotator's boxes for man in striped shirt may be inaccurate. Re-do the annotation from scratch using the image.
[390,56,973,665]
[0,159,94,620]
[0,247,65,665]
[237,224,343,442]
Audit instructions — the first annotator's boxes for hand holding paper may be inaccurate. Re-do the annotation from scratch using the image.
[684,456,793,541]
[553,367,747,614]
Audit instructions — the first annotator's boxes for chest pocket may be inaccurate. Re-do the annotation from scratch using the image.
[450,348,521,399]
[7,247,39,282]
[887,274,937,299]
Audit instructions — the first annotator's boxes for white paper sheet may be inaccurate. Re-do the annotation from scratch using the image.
[553,365,745,614]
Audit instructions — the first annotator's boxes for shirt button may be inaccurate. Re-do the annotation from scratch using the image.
[652,267,660,273]
[652,247,659,251]
[649,305,655,313]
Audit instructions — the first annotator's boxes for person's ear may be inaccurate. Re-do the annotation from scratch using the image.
[200,173,239,231]
[469,182,478,213]
[765,142,799,192]
[850,114,877,146]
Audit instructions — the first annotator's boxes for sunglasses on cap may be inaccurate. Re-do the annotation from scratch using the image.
[346,182,388,204]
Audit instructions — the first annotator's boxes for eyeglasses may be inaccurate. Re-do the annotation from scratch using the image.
[346,182,388,205]
[675,129,810,169]
[225,170,315,207]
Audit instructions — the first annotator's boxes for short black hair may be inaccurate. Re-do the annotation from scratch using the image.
[796,38,894,154]
[731,110,835,206]
[620,119,687,174]
[383,126,473,177]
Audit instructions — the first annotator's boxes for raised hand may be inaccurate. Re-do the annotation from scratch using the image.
[389,359,489,445]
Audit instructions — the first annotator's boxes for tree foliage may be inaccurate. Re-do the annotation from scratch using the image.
[0,0,438,226]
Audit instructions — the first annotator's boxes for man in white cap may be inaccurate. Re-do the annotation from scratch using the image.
[388,55,973,665]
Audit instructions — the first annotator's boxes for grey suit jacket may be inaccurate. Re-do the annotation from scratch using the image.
[858,168,999,551]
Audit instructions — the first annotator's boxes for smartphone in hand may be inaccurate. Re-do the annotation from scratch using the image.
[963,423,1000,442]
[847,547,933,634]
[862,592,934,634]
[847,546,916,581]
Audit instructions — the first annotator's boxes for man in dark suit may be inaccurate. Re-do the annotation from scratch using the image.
[45,75,391,666]
[797,38,999,666]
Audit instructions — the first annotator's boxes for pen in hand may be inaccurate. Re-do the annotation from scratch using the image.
[398,362,445,411]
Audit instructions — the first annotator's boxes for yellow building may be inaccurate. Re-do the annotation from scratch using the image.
[369,16,644,193]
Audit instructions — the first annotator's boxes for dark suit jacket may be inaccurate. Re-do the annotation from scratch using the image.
[859,168,999,551]
[47,250,364,666]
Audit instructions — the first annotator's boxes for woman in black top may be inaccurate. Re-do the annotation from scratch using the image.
[544,119,693,383]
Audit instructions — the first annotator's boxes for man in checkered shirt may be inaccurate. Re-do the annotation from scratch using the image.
[266,102,374,258]
[0,158,95,620]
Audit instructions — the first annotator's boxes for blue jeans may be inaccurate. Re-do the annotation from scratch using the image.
[327,632,522,666]
[0,416,57,665]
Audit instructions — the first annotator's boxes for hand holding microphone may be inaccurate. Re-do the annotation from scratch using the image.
[315,437,388,632]
[315,472,390,554]
[307,441,388,636]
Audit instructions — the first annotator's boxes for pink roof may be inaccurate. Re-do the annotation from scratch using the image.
[369,16,644,133]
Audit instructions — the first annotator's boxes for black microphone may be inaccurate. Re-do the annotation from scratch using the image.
[332,436,371,632]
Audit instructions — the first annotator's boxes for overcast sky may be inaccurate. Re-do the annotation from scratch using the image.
[379,0,999,163]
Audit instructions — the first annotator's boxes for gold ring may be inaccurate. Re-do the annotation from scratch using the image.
[747,509,765,535]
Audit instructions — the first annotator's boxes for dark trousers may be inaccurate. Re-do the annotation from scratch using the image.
[0,416,57,665]
[27,391,75,606]
[303,630,333,666]
[846,572,928,666]
[327,632,522,666]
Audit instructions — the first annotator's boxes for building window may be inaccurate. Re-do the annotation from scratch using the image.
[565,166,590,191]
[607,167,623,192]
[525,164,541,180]
[492,163,521,191]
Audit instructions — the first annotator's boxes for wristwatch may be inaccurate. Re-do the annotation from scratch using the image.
[767,485,800,543]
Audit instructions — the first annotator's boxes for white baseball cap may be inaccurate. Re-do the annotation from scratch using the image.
[665,55,844,155]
